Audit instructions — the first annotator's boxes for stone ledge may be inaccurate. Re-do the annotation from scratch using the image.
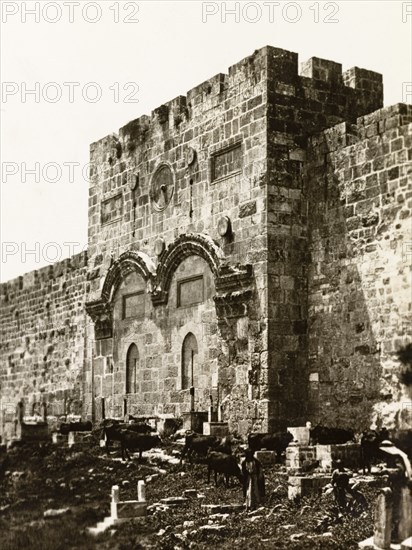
[116,501,147,519]
[288,475,331,500]
[203,422,229,437]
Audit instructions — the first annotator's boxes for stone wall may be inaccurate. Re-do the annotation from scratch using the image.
[85,46,387,433]
[92,255,219,419]
[286,443,361,473]
[0,46,409,437]
[307,104,412,430]
[0,252,89,438]
[265,51,383,428]
[85,48,271,432]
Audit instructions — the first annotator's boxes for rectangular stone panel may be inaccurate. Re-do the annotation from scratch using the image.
[178,276,204,307]
[211,143,242,181]
[288,475,331,500]
[123,291,145,319]
[101,194,123,225]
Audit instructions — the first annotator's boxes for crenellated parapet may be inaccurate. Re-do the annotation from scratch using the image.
[89,46,383,183]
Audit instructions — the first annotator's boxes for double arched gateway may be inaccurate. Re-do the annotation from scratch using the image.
[86,234,254,420]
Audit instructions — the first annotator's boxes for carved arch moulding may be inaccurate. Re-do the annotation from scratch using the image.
[101,250,156,303]
[153,234,255,320]
[151,233,223,305]
[86,250,156,340]
[86,234,255,339]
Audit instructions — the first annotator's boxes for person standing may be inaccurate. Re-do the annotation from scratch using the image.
[242,448,265,510]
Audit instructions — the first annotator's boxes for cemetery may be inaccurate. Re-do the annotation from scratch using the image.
[1,416,411,549]
[1,45,411,550]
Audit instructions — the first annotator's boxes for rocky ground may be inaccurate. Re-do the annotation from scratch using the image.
[0,437,380,550]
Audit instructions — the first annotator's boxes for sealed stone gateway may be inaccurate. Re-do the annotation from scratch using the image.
[1,46,411,439]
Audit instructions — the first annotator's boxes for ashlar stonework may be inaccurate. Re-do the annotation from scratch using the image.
[1,46,411,437]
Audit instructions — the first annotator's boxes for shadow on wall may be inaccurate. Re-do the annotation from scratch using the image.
[306,120,410,432]
[307,258,382,430]
[398,344,412,387]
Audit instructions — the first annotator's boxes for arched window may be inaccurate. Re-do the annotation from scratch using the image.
[126,343,139,394]
[182,333,198,389]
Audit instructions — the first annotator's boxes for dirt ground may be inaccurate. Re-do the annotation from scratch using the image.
[0,437,379,550]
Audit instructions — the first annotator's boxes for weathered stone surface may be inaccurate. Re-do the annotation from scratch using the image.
[239,201,257,218]
[0,252,88,429]
[203,422,229,437]
[160,497,189,506]
[182,489,198,498]
[288,475,331,500]
[374,488,393,550]
[116,501,147,519]
[287,427,310,446]
[0,46,410,439]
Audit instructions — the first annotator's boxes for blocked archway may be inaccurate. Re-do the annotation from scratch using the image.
[181,333,198,390]
[126,343,139,394]
[102,251,156,303]
[152,234,224,305]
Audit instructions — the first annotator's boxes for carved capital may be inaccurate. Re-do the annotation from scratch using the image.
[85,299,112,339]
[151,288,169,306]
[214,289,253,319]
[215,264,253,293]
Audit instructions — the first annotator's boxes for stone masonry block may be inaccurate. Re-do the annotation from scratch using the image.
[203,422,229,437]
[288,475,331,500]
[300,57,342,83]
[116,501,147,519]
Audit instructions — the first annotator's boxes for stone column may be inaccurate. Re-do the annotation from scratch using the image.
[208,395,213,422]
[15,400,24,438]
[111,485,119,519]
[138,480,146,502]
[374,487,393,550]
[395,486,412,543]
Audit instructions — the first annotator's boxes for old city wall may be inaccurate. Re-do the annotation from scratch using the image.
[86,47,388,432]
[0,252,89,438]
[307,104,412,431]
[265,52,383,428]
[85,48,271,432]
[1,46,409,437]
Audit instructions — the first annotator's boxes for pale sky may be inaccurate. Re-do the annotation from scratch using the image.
[1,0,411,282]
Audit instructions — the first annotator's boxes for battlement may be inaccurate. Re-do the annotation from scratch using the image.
[300,56,342,83]
[0,251,88,296]
[356,103,412,136]
[309,103,412,153]
[89,46,383,167]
